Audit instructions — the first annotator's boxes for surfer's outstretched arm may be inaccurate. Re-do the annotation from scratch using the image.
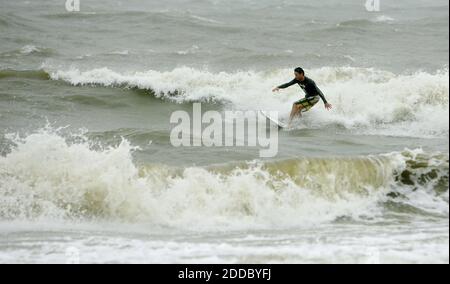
[272,79,297,92]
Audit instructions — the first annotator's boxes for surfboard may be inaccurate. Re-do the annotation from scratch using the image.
[259,110,287,129]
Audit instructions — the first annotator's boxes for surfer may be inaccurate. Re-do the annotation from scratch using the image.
[272,67,332,127]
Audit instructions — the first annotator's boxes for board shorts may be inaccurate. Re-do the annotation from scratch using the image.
[294,96,320,112]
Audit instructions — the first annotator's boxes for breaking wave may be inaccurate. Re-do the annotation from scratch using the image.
[0,128,447,230]
[46,66,449,138]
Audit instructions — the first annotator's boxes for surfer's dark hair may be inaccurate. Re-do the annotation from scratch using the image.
[294,67,304,75]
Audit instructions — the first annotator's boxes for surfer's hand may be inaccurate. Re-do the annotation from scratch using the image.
[325,103,332,110]
[272,87,280,92]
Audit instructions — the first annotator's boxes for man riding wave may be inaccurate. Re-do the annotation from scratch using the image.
[273,67,332,127]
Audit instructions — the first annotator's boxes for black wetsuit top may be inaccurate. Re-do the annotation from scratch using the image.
[278,76,328,104]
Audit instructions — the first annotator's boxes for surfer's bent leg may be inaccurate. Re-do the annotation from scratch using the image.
[289,103,303,127]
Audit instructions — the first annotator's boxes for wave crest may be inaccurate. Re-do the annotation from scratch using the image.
[1,129,447,229]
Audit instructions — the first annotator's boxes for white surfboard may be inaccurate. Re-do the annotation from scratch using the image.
[259,110,287,129]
